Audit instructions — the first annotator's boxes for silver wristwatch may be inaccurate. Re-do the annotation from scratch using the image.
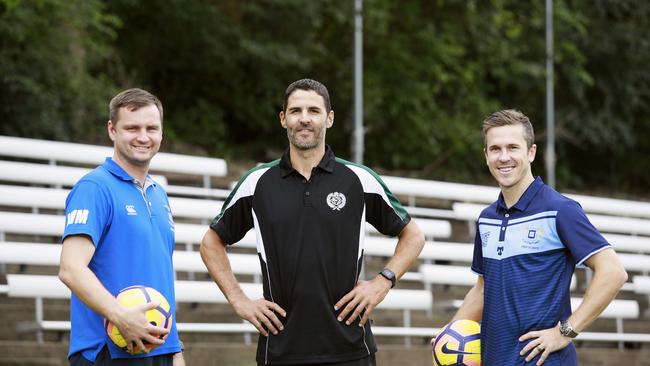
[559,320,578,338]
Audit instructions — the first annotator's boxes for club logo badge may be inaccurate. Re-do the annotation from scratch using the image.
[480,230,491,247]
[125,205,137,216]
[326,192,346,211]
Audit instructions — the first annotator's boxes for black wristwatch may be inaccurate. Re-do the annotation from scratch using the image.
[379,268,396,288]
[559,320,578,338]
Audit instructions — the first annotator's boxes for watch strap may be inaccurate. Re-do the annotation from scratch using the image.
[379,268,396,288]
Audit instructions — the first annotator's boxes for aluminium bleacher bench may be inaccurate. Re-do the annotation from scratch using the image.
[5,274,432,345]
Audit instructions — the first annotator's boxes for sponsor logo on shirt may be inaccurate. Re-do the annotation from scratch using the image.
[497,246,504,256]
[480,230,490,247]
[66,209,89,225]
[125,205,137,216]
[523,226,545,246]
[326,192,346,211]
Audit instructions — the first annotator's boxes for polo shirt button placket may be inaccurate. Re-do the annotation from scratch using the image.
[303,177,312,206]
[499,211,510,241]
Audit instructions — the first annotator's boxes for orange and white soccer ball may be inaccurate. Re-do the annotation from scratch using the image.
[105,285,172,354]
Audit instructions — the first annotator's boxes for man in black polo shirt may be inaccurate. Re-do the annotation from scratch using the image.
[200,78,425,365]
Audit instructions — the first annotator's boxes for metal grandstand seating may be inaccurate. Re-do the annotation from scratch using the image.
[0,185,452,240]
[418,263,579,291]
[4,274,432,345]
[8,274,645,345]
[5,135,650,220]
[453,202,650,238]
[0,135,227,184]
[0,160,168,188]
[381,175,650,219]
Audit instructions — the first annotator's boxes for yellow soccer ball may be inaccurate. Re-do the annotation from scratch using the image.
[432,319,481,366]
[105,285,172,354]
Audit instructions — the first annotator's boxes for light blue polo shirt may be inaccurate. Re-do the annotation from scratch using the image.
[63,158,181,361]
[471,177,610,366]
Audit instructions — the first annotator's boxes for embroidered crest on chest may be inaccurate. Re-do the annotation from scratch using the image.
[326,192,346,211]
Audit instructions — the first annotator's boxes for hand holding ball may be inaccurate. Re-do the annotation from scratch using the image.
[105,286,172,354]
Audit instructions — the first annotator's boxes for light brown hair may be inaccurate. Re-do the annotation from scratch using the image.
[482,109,534,148]
[109,88,163,124]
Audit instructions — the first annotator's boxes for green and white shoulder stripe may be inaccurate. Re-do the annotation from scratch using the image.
[212,159,280,225]
[336,157,409,222]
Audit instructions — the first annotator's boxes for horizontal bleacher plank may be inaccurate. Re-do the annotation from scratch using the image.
[382,175,650,219]
[0,161,229,201]
[0,135,227,177]
[0,161,168,188]
[0,211,215,245]
[632,276,650,295]
[418,264,477,286]
[419,263,579,290]
[0,184,224,219]
[0,185,449,238]
[0,211,451,248]
[6,274,431,312]
[570,298,639,319]
[453,202,650,237]
[601,234,650,254]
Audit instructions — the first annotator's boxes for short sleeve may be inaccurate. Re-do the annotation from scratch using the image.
[344,164,410,237]
[470,222,484,275]
[210,195,253,245]
[556,200,610,267]
[364,190,411,237]
[209,168,263,245]
[62,180,111,247]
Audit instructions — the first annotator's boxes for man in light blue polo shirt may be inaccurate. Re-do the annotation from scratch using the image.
[442,109,627,365]
[59,88,184,365]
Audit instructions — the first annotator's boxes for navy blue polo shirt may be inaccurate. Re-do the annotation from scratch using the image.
[471,177,611,365]
[63,158,181,361]
[210,146,410,365]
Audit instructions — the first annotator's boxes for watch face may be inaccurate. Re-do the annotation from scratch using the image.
[560,321,577,337]
[381,269,395,279]
[560,321,568,333]
[380,268,396,287]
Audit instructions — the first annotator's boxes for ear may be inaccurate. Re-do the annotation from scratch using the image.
[528,144,537,163]
[279,111,287,128]
[484,147,489,166]
[326,110,334,128]
[107,120,116,142]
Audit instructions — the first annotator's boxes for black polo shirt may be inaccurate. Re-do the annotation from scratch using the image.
[210,146,410,365]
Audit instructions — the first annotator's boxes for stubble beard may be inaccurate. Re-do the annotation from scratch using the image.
[288,127,325,151]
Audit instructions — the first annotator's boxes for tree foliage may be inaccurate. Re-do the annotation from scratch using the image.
[1,0,649,195]
[0,0,120,143]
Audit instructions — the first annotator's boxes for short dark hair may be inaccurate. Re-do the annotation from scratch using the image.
[482,109,535,148]
[283,79,332,112]
[109,88,163,123]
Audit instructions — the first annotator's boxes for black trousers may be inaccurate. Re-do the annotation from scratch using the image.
[69,346,173,366]
[259,353,377,366]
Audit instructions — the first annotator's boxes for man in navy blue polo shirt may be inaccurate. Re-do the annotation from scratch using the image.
[59,88,183,365]
[200,79,425,365]
[443,109,628,365]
